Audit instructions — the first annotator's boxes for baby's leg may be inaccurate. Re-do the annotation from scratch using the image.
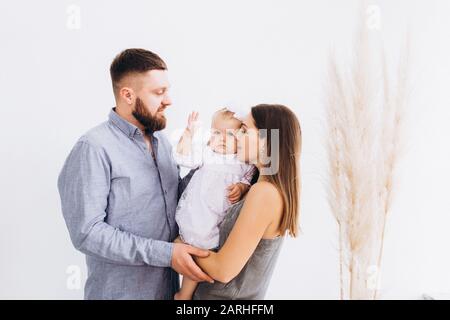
[173,235,199,300]
[174,276,198,300]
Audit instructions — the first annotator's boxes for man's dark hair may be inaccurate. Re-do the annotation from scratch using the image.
[110,48,167,94]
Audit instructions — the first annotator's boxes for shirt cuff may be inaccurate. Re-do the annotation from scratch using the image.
[148,239,174,268]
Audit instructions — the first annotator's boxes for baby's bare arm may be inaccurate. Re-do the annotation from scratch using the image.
[177,129,194,156]
[176,112,199,156]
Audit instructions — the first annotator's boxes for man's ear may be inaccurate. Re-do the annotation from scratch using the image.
[119,87,134,105]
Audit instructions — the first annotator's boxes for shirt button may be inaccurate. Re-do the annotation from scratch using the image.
[164,189,168,195]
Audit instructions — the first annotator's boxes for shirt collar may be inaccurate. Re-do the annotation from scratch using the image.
[108,108,141,138]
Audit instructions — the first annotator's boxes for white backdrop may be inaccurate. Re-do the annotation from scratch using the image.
[1,0,449,299]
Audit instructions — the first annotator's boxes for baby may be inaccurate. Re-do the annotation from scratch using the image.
[173,108,255,300]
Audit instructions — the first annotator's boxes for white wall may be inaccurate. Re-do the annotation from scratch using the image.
[0,0,449,299]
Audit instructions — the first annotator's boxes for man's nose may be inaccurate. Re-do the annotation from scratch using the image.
[162,93,172,106]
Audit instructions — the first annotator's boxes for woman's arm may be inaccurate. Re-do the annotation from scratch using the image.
[194,181,283,283]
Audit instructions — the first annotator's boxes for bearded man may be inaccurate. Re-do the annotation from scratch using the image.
[57,48,213,300]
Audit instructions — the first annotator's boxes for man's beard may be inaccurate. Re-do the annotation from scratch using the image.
[132,97,166,133]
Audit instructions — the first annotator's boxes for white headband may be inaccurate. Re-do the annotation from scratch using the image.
[226,104,250,122]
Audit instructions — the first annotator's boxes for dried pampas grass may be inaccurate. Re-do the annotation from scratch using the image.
[325,12,409,300]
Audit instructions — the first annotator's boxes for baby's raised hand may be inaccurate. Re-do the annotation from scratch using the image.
[185,111,199,135]
[227,183,250,204]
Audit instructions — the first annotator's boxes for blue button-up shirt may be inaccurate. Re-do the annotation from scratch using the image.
[58,109,180,299]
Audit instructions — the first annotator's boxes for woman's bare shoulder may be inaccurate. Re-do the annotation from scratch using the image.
[249,180,281,196]
[245,180,283,212]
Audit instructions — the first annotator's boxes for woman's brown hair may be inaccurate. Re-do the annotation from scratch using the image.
[251,104,302,237]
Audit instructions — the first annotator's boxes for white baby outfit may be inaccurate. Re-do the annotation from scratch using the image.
[174,144,254,250]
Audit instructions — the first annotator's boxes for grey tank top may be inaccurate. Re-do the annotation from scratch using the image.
[193,199,284,300]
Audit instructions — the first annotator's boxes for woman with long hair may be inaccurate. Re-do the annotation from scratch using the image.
[192,103,302,299]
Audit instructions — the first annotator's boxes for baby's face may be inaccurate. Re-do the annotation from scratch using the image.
[209,118,240,154]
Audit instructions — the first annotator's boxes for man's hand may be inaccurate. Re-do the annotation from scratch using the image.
[171,242,214,283]
[227,183,250,204]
